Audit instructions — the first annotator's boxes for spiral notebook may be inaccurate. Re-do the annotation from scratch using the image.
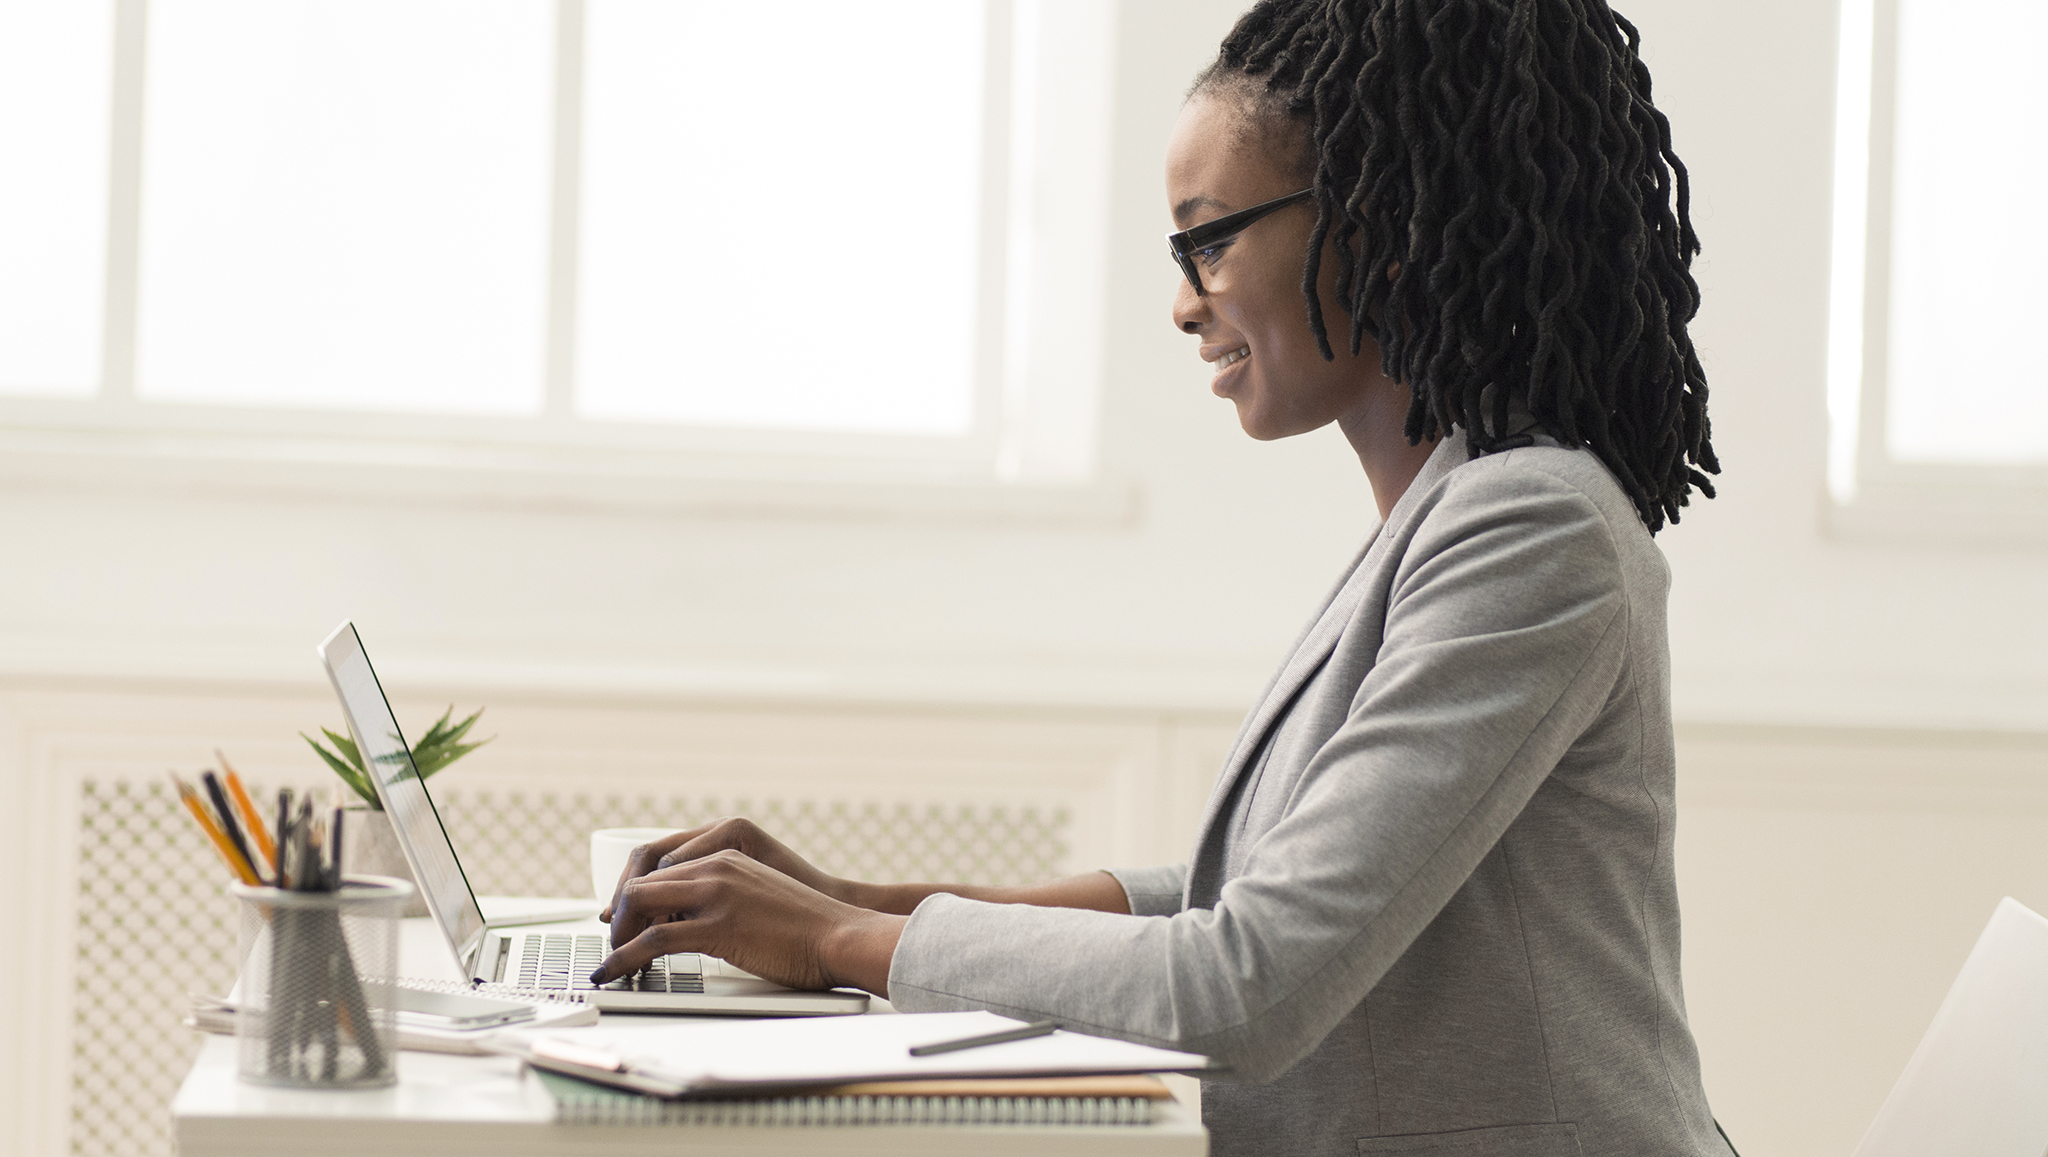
[533,1068,1171,1127]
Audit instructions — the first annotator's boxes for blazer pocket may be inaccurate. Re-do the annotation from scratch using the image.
[1356,1122,1583,1156]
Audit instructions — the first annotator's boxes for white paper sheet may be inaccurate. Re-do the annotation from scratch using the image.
[499,1011,1209,1091]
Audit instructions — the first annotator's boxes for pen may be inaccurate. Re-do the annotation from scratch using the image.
[201,770,261,884]
[329,805,345,890]
[171,774,261,886]
[908,1019,1060,1057]
[274,787,293,888]
[219,753,276,872]
[289,795,316,891]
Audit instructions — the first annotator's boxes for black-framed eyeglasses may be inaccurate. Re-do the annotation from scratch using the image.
[1165,188,1314,295]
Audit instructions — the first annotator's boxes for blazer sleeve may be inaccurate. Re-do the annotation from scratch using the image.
[1107,864,1187,917]
[886,460,1632,1083]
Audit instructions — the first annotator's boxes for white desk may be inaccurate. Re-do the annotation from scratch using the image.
[171,910,1207,1157]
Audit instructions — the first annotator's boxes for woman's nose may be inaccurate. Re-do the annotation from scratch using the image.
[1171,276,1207,334]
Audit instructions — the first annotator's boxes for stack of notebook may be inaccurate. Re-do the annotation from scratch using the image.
[535,1070,1174,1127]
[490,1010,1208,1128]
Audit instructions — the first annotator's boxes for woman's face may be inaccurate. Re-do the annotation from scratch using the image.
[1165,96,1398,442]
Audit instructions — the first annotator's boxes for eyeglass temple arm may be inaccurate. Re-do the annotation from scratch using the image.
[1170,188,1316,253]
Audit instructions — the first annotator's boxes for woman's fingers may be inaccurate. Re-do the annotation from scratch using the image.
[594,907,710,984]
[602,875,715,968]
[599,821,722,921]
[655,816,768,870]
[597,817,847,924]
[655,817,848,901]
[606,850,759,954]
[595,850,854,991]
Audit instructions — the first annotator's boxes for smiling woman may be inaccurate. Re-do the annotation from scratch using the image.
[595,3,1733,1156]
[1163,102,1432,518]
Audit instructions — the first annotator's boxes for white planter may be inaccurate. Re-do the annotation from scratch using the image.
[338,805,430,917]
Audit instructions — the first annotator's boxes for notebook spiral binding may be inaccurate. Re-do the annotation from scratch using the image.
[556,1093,1158,1128]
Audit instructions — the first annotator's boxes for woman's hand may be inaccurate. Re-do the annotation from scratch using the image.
[600,817,848,923]
[595,849,904,995]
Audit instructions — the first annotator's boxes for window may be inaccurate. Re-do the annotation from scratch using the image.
[1828,0,2048,506]
[135,0,556,416]
[0,0,1115,500]
[575,1,985,435]
[0,0,111,396]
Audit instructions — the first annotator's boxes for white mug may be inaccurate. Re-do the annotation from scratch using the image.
[589,827,681,904]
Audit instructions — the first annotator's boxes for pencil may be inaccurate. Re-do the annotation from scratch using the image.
[218,752,276,872]
[171,774,261,886]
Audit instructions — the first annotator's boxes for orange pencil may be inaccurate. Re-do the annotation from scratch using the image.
[171,773,261,885]
[216,752,276,872]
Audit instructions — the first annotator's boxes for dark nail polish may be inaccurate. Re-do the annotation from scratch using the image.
[589,966,607,984]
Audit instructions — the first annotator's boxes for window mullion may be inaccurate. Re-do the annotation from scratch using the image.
[973,0,1012,464]
[544,0,585,423]
[100,0,148,405]
[1855,0,1901,491]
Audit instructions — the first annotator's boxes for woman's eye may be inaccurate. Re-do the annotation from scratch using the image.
[1196,242,1232,266]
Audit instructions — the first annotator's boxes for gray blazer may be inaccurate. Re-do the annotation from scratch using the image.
[889,432,1732,1157]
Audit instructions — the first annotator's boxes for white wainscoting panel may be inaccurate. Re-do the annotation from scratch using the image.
[1674,724,2048,1157]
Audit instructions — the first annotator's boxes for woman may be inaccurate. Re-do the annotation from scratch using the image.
[595,1,1728,1153]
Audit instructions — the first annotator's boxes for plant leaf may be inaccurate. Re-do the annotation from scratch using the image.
[414,705,458,750]
[302,731,379,808]
[435,707,484,748]
[409,707,490,779]
[412,737,490,778]
[302,731,362,781]
[320,727,363,771]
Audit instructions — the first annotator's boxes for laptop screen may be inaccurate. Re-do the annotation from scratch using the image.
[317,621,488,976]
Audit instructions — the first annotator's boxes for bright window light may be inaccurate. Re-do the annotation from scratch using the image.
[1885,0,2048,464]
[134,0,554,415]
[575,0,984,435]
[1825,0,1873,501]
[0,0,111,396]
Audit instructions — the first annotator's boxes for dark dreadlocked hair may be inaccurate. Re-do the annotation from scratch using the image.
[1193,0,1718,531]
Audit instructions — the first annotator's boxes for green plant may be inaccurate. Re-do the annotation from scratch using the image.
[302,706,491,810]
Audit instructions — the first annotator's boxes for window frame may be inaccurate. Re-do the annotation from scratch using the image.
[1828,0,2048,540]
[0,0,1122,516]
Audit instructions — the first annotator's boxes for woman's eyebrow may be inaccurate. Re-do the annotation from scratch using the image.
[1173,194,1232,225]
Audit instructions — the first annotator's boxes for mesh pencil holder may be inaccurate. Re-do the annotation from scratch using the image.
[229,875,413,1088]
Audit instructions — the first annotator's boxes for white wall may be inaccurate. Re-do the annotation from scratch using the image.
[1632,3,2048,1144]
[3,2,2045,1155]
[1639,0,2048,735]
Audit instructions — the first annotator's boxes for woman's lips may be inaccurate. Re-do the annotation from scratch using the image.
[1210,345,1250,394]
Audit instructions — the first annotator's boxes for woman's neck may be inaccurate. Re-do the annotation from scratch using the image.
[1338,382,1439,522]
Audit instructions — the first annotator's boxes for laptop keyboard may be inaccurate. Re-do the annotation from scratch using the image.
[513,933,706,994]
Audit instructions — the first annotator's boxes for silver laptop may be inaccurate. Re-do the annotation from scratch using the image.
[317,621,868,1017]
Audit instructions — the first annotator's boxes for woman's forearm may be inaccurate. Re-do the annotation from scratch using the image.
[839,870,1131,917]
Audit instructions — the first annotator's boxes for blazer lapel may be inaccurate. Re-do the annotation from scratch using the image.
[1184,433,1471,878]
[1187,532,1376,868]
